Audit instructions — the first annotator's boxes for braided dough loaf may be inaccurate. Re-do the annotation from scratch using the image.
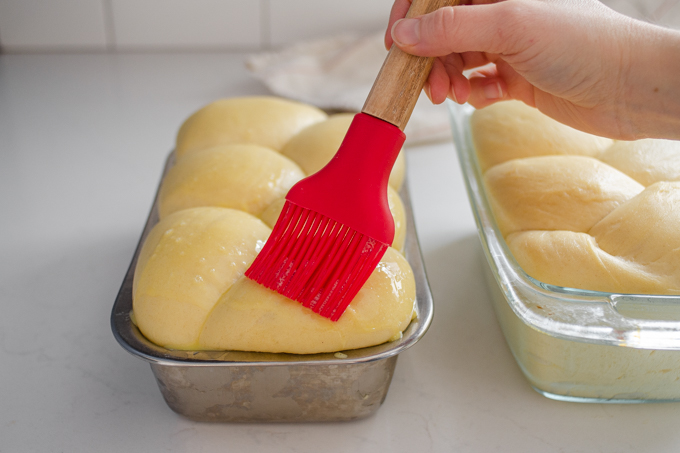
[473,100,680,295]
[133,97,416,352]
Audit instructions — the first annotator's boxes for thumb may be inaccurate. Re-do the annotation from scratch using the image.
[391,3,530,57]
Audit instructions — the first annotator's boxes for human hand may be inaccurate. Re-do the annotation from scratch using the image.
[385,0,680,140]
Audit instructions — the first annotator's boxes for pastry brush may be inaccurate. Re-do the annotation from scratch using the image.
[247,0,458,320]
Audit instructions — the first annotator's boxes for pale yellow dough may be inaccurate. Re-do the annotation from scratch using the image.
[258,185,407,253]
[505,182,680,295]
[484,155,643,236]
[198,247,416,354]
[133,207,416,352]
[507,230,670,294]
[259,198,286,229]
[470,102,680,401]
[472,102,680,295]
[471,100,612,172]
[281,113,406,191]
[388,186,407,253]
[175,97,327,159]
[134,96,416,354]
[590,181,680,289]
[598,139,680,186]
[158,144,305,219]
[133,207,271,350]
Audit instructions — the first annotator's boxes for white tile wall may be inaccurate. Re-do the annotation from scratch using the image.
[111,0,261,50]
[268,0,394,46]
[0,0,678,53]
[0,0,109,51]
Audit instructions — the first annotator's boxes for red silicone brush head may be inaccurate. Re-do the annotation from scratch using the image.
[245,113,406,321]
[246,201,388,320]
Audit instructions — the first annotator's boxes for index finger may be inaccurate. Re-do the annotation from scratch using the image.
[384,0,495,50]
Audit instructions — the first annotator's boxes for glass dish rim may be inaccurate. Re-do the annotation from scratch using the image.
[448,100,680,350]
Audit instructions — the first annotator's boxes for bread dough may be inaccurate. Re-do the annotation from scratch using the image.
[388,186,406,253]
[598,139,680,186]
[133,207,271,350]
[259,198,287,229]
[198,247,416,354]
[590,181,680,289]
[175,97,327,159]
[471,100,612,172]
[281,113,406,191]
[134,96,416,354]
[470,102,680,401]
[507,230,670,294]
[257,185,407,253]
[158,144,305,219]
[133,207,416,352]
[484,155,643,236]
[473,102,680,295]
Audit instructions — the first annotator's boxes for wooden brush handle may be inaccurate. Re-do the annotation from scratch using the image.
[362,0,461,130]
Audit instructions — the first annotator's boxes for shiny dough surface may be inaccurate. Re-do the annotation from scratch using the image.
[134,208,415,352]
[158,144,305,219]
[133,96,416,353]
[199,248,416,354]
[133,207,271,350]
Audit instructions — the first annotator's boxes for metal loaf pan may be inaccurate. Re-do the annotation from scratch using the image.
[111,153,434,422]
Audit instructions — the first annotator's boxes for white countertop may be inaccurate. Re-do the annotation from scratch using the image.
[1,52,679,453]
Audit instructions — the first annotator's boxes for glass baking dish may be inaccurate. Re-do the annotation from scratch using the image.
[449,100,680,403]
[111,152,433,422]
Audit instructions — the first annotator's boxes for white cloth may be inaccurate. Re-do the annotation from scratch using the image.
[246,33,452,144]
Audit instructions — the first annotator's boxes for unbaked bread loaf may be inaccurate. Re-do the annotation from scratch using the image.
[484,155,643,236]
[590,181,680,290]
[175,97,327,158]
[198,247,415,354]
[158,144,305,219]
[133,96,417,353]
[506,230,668,294]
[133,207,271,349]
[473,101,680,294]
[471,100,613,172]
[598,139,680,186]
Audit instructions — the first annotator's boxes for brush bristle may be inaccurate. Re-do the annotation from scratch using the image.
[245,201,388,321]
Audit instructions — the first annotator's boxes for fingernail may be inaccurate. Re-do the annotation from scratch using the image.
[424,84,433,102]
[392,18,420,46]
[449,86,459,104]
[483,82,503,99]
